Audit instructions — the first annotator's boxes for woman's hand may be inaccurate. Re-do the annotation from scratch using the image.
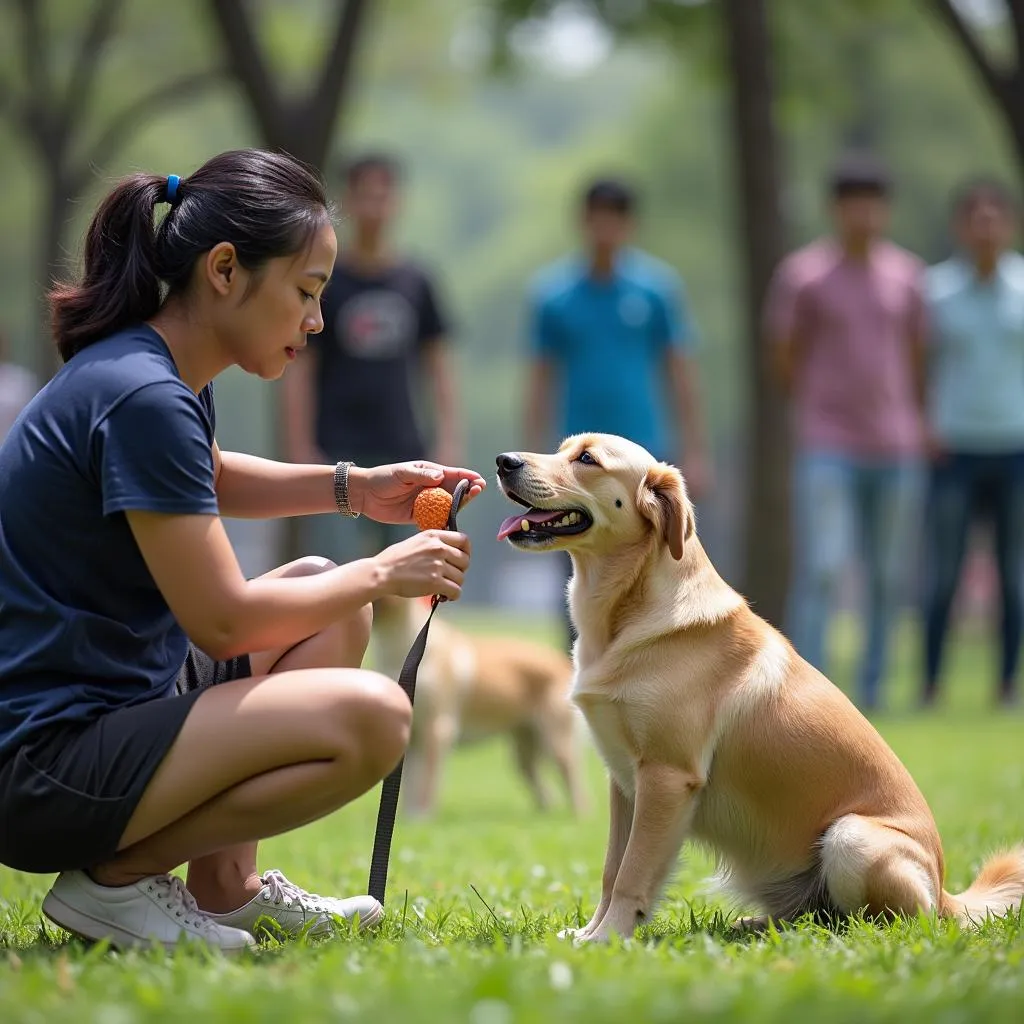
[349,462,486,525]
[372,530,472,602]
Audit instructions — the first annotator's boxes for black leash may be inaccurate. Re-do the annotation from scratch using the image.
[367,478,470,906]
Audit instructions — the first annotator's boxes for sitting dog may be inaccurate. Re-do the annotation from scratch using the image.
[373,595,588,819]
[496,433,1024,943]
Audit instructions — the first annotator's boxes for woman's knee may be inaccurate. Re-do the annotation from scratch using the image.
[306,599,372,672]
[350,601,374,651]
[267,554,338,579]
[323,671,412,784]
[290,556,374,656]
[249,556,373,675]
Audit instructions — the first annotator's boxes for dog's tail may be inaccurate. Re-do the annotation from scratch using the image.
[940,846,1024,925]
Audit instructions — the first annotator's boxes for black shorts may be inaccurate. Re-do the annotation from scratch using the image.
[0,646,252,875]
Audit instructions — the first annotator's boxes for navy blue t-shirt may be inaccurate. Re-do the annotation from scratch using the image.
[0,325,219,759]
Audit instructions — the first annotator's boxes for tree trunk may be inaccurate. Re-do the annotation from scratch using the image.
[208,0,368,170]
[721,0,791,628]
[207,0,371,565]
[35,171,74,379]
[929,0,1024,181]
[3,0,221,380]
[1006,82,1024,174]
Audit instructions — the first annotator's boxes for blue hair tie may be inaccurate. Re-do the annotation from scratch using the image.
[165,174,181,206]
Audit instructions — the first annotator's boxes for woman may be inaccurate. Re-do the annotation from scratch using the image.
[922,177,1024,709]
[0,148,484,952]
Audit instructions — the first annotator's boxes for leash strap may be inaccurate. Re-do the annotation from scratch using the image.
[367,479,469,906]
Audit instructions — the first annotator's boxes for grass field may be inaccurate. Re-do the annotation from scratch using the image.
[1,608,1022,1023]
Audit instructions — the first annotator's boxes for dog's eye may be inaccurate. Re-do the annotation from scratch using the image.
[577,450,598,466]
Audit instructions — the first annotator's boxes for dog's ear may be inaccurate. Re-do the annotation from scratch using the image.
[635,463,693,560]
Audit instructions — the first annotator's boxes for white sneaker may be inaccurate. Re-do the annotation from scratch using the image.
[206,869,384,940]
[41,871,255,954]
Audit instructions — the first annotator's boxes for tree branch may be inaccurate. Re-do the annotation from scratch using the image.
[306,0,370,153]
[207,0,284,143]
[15,0,48,99]
[15,0,50,139]
[0,77,14,125]
[60,0,124,137]
[81,67,226,175]
[929,0,1008,102]
[1,93,36,142]
[1007,0,1024,69]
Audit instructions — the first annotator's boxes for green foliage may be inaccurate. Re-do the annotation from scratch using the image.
[1,613,1022,1022]
[2,0,1023,588]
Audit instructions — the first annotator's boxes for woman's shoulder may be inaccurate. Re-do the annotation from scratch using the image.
[23,325,211,446]
[53,325,192,401]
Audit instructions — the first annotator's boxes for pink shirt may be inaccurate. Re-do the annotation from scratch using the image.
[764,238,926,457]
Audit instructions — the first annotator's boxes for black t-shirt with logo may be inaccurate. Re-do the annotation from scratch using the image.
[310,258,448,465]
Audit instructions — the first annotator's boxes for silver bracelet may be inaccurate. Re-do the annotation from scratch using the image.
[334,461,360,518]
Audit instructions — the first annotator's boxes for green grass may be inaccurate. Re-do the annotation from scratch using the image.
[2,609,1023,1023]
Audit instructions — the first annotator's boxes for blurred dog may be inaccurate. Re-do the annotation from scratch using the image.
[496,432,1024,943]
[373,595,588,819]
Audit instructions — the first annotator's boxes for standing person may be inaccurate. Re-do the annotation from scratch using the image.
[283,152,462,568]
[765,153,927,712]
[0,148,484,953]
[524,177,712,649]
[921,178,1024,709]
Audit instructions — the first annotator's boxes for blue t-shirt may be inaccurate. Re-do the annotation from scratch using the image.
[0,325,219,759]
[925,251,1024,451]
[528,247,697,460]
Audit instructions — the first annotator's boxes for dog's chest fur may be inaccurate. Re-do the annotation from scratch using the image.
[576,695,639,795]
[571,646,706,799]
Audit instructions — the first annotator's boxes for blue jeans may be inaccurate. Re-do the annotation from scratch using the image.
[785,450,922,708]
[922,451,1024,700]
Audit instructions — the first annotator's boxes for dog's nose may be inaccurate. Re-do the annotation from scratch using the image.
[496,452,525,476]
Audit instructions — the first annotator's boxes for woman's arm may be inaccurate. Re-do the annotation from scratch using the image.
[125,509,470,659]
[212,443,486,522]
[214,445,338,519]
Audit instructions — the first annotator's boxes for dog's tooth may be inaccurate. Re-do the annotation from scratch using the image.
[521,519,530,532]
[569,512,579,524]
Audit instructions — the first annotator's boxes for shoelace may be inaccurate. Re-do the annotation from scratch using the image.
[148,875,218,934]
[260,869,329,913]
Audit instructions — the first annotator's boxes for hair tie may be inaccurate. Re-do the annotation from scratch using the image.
[165,174,181,207]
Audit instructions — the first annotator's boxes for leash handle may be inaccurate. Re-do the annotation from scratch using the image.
[367,479,470,906]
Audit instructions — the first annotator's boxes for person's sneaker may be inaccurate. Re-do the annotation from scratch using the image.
[205,869,384,940]
[41,871,255,954]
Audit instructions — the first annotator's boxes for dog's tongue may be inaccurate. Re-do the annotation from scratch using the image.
[497,508,557,541]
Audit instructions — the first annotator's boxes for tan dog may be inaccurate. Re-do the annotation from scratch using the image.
[373,595,588,819]
[495,433,1024,943]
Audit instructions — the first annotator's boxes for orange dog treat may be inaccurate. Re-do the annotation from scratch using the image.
[413,487,453,531]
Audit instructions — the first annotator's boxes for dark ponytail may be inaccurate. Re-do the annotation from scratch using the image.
[50,175,166,362]
[49,149,333,363]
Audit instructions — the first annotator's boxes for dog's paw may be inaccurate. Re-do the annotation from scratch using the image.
[561,920,621,945]
[556,926,597,944]
[732,915,771,934]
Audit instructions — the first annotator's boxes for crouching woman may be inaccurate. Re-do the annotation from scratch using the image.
[0,148,483,952]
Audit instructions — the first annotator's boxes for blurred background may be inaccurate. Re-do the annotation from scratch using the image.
[1,0,1021,707]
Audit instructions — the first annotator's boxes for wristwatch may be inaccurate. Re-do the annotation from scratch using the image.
[334,461,360,518]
